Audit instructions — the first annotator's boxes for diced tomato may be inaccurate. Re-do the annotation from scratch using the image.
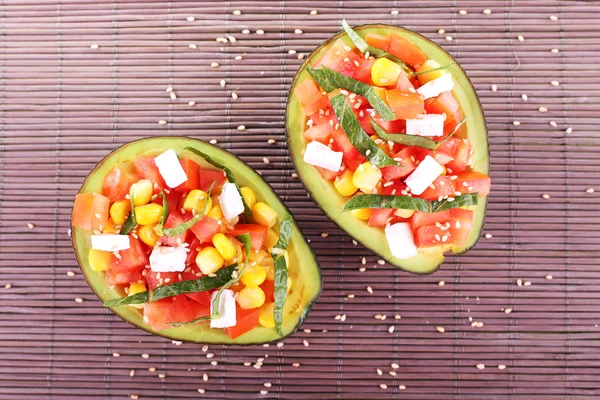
[353,58,376,85]
[425,92,464,136]
[373,113,406,134]
[185,291,211,307]
[228,224,267,251]
[109,237,149,273]
[383,181,407,196]
[328,51,364,79]
[393,69,415,92]
[449,213,473,247]
[315,165,344,181]
[185,238,201,266]
[380,148,417,181]
[102,166,136,202]
[106,269,142,286]
[159,209,191,247]
[199,169,227,193]
[310,106,334,126]
[143,299,173,330]
[356,107,375,135]
[414,224,451,247]
[145,271,180,290]
[419,176,456,201]
[134,158,165,191]
[314,39,350,68]
[388,33,427,68]
[151,189,181,216]
[330,129,365,171]
[385,90,424,120]
[174,159,200,193]
[260,280,275,303]
[304,96,330,116]
[445,139,471,174]
[294,78,323,107]
[365,33,390,51]
[72,192,110,231]
[432,151,454,166]
[454,171,491,197]
[304,123,334,144]
[190,216,220,243]
[144,295,210,330]
[449,208,474,221]
[411,210,450,231]
[368,208,394,228]
[226,306,260,339]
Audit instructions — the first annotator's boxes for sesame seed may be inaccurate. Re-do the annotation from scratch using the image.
[498,364,507,370]
[264,382,272,388]
[517,35,524,42]
[209,139,217,145]
[291,173,298,179]
[551,80,560,86]
[380,384,388,390]
[399,385,406,390]
[292,362,300,367]
[517,279,523,287]
[505,308,513,314]
[388,326,394,333]
[210,62,219,68]
[112,352,120,358]
[256,29,265,35]
[550,15,558,21]
[232,92,238,99]
[367,286,373,294]
[75,297,83,303]
[321,232,328,238]
[262,157,270,165]
[27,223,35,229]
[4,284,11,289]
[90,43,99,49]
[586,188,595,194]
[148,367,155,372]
[206,353,214,359]
[377,259,385,265]
[551,48,559,53]
[203,373,208,382]
[67,271,75,277]
[267,139,276,145]
[188,101,196,106]
[294,29,303,34]
[438,29,445,34]
[549,120,558,128]
[521,94,528,101]
[141,353,149,359]
[476,363,485,370]
[197,389,205,394]
[310,10,318,15]
[484,233,492,239]
[445,36,453,41]
[165,86,172,92]
[512,121,521,126]
[129,369,135,377]
[538,107,548,113]
[130,395,138,400]
[541,193,550,199]
[297,53,305,60]
[376,368,383,376]
[483,9,492,15]
[158,373,166,378]
[459,9,467,15]
[303,340,309,347]
[186,16,195,21]
[169,92,176,100]
[524,281,532,286]
[565,127,573,134]
[237,125,246,131]
[491,84,497,92]
[347,294,355,299]
[233,9,241,15]
[438,281,445,287]
[158,120,167,125]
[260,390,268,395]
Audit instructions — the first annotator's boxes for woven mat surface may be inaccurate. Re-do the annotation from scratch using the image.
[1,0,599,399]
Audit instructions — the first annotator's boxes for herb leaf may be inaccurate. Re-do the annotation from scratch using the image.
[330,94,399,168]
[119,196,137,235]
[307,66,396,121]
[103,264,238,307]
[412,63,456,76]
[162,181,215,237]
[180,147,252,216]
[438,117,467,145]
[342,193,478,213]
[272,214,293,337]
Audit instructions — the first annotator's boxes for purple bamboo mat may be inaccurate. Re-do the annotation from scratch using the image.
[1,0,599,399]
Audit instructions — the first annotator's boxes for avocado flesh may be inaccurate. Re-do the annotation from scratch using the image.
[286,25,489,275]
[72,137,322,344]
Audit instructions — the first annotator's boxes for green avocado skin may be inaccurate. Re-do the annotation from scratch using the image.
[286,24,490,275]
[71,137,322,345]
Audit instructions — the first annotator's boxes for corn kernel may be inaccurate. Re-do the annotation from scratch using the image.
[416,59,446,85]
[236,286,266,309]
[249,249,268,265]
[88,249,112,272]
[440,165,447,176]
[110,200,131,226]
[395,209,415,219]
[265,229,279,249]
[212,233,236,261]
[240,264,267,287]
[128,283,147,309]
[208,204,224,220]
[351,208,372,220]
[196,246,225,275]
[134,203,163,225]
[103,218,118,234]
[371,57,403,87]
[183,190,211,212]
[138,224,159,247]
[252,202,278,228]
[129,179,153,206]
[262,257,275,281]
[352,162,382,193]
[258,302,276,327]
[334,169,358,197]
[240,186,257,209]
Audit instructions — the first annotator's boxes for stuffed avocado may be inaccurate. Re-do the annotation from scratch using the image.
[286,22,490,274]
[71,137,321,344]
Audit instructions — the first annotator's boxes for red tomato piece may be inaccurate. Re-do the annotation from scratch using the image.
[143,299,173,330]
[185,291,211,307]
[414,224,452,247]
[169,294,198,324]
[328,51,364,79]
[445,139,471,174]
[228,224,267,251]
[109,237,149,273]
[315,165,344,181]
[365,33,391,51]
[145,271,180,290]
[158,209,191,247]
[105,269,142,286]
[385,90,424,120]
[260,280,275,303]
[72,192,110,231]
[226,306,260,339]
[134,158,165,190]
[454,171,491,197]
[388,33,427,67]
[372,112,406,134]
[432,151,454,166]
[449,210,474,247]
[185,238,201,266]
[425,92,464,136]
[199,169,227,193]
[174,159,200,193]
[380,148,417,181]
[368,208,394,228]
[102,166,136,202]
[330,128,365,172]
[419,176,457,201]
[393,69,415,92]
[449,208,474,221]
[294,78,323,107]
[314,39,350,68]
[190,216,220,243]
[304,123,334,144]
[304,96,330,116]
[353,58,376,85]
[411,210,451,231]
[151,189,181,217]
[383,181,407,196]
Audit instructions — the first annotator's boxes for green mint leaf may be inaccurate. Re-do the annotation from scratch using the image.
[370,117,439,151]
[272,214,294,337]
[119,196,137,235]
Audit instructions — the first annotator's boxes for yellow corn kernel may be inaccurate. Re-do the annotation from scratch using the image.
[110,200,131,226]
[138,224,159,247]
[240,186,257,209]
[371,57,403,87]
[127,283,147,309]
[196,246,225,275]
[416,59,446,85]
[440,165,447,176]
[249,249,268,265]
[129,179,153,206]
[212,233,236,261]
[103,218,118,234]
[208,204,224,220]
[334,170,358,197]
[262,257,275,281]
[252,202,278,228]
[352,162,382,193]
[134,203,163,225]
[183,190,211,212]
[265,229,279,249]
[351,208,372,220]
[395,209,415,219]
[241,264,267,287]
[258,302,276,328]
[236,286,266,309]
[88,249,112,272]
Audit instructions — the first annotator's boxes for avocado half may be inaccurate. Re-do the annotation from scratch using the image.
[286,24,489,275]
[72,137,322,344]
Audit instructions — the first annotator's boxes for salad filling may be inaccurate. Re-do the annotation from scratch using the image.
[73,147,295,339]
[294,21,491,259]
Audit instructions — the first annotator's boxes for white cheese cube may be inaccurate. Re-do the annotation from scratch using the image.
[385,222,418,259]
[406,114,446,137]
[416,74,454,100]
[149,246,188,272]
[405,155,443,195]
[219,182,245,220]
[303,141,343,172]
[154,149,188,188]
[91,234,130,252]
[210,289,237,328]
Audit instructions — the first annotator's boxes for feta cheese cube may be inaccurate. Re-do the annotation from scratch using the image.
[91,234,130,252]
[405,155,444,195]
[210,289,237,328]
[385,222,418,259]
[154,149,188,188]
[303,141,343,172]
[416,74,454,100]
[219,182,245,220]
[406,114,446,137]
[149,246,188,272]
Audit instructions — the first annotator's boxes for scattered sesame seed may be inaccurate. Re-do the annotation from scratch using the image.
[310,10,318,15]
[262,157,270,165]
[517,279,523,287]
[169,92,177,100]
[361,257,366,265]
[565,127,573,134]
[209,139,217,145]
[504,308,512,314]
[388,326,395,333]
[292,362,300,367]
[367,286,373,294]
[551,48,559,53]
[232,92,238,99]
[67,271,75,277]
[491,84,497,92]
[445,36,453,41]
[512,120,521,126]
[260,390,268,395]
[542,193,550,199]
[148,367,156,372]
[297,53,305,60]
[459,9,467,15]
[188,44,197,49]
[376,368,383,376]
[256,30,265,35]
[90,43,99,49]
[476,363,485,370]
[75,297,83,303]
[237,125,246,131]
[391,363,399,369]
[197,389,205,394]
[130,395,138,400]
[112,352,120,357]
[303,340,309,347]
[484,233,492,239]
[586,188,595,194]
[291,173,298,179]
[377,259,385,265]
[264,382,272,388]
[550,80,560,86]
[391,10,398,15]
[267,139,276,145]
[233,10,241,15]
[288,49,297,55]
[210,62,219,68]
[347,294,355,299]
[158,120,167,125]
[242,29,250,34]
[438,29,445,34]
[321,232,329,238]
[158,373,166,378]
[521,94,528,101]
[203,373,208,382]
[379,384,388,390]
[141,353,149,359]
[498,364,507,370]
[4,284,11,289]
[538,107,548,113]
[399,385,407,390]
[550,15,558,21]
[130,369,135,377]
[524,281,532,286]
[436,326,445,333]
[483,9,492,14]
[295,29,303,34]
[438,281,445,287]
[206,353,214,359]
[517,35,524,42]
[395,314,401,320]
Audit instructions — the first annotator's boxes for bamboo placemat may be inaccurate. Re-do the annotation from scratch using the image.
[1,0,599,398]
